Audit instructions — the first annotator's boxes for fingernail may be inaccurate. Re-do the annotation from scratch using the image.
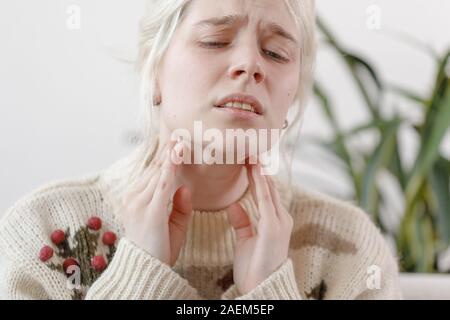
[169,142,184,164]
[261,165,269,176]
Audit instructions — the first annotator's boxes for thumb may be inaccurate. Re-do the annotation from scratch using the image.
[226,202,254,240]
[169,186,193,231]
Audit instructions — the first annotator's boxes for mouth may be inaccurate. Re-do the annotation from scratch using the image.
[213,93,264,116]
[214,102,261,115]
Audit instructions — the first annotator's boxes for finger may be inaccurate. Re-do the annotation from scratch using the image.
[134,168,163,209]
[169,186,193,234]
[170,140,185,165]
[130,143,171,195]
[133,162,161,194]
[130,146,167,197]
[150,144,181,219]
[245,163,258,205]
[226,202,254,240]
[251,163,277,220]
[265,175,287,221]
[168,187,193,266]
[123,165,160,209]
[145,140,179,199]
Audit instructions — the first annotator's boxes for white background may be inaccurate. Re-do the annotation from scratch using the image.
[1,0,449,217]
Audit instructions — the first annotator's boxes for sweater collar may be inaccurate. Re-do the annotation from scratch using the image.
[176,183,259,267]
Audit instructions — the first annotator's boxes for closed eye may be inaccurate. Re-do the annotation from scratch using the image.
[199,41,289,62]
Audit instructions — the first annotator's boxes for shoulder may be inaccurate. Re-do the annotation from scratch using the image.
[1,172,102,225]
[0,172,120,299]
[286,183,393,257]
[0,172,110,258]
[273,177,376,231]
[290,185,375,229]
[279,182,402,297]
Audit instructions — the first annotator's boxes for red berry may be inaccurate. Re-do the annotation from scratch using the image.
[102,231,117,246]
[50,230,65,245]
[63,258,79,274]
[39,246,54,262]
[87,216,102,230]
[91,255,107,272]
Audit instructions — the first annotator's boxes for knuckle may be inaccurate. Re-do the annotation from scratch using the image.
[160,180,167,190]
[261,221,280,237]
[121,195,129,208]
[284,213,294,227]
[127,203,139,215]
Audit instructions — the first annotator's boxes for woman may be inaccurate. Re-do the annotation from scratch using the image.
[0,0,403,299]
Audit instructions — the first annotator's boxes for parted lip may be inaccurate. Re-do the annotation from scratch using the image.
[214,93,264,115]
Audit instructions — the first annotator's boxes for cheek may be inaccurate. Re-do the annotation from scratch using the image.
[266,74,298,128]
[164,47,219,102]
[159,49,217,130]
[280,71,300,108]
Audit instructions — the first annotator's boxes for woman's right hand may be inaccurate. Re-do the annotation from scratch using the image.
[121,139,193,267]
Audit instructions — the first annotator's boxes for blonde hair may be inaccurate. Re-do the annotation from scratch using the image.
[104,0,317,218]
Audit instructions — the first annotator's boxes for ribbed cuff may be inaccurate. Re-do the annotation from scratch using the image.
[85,238,202,300]
[221,258,302,300]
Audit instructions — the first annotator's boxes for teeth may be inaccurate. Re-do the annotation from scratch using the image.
[222,102,256,113]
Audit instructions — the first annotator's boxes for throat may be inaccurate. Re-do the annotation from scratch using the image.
[177,165,249,212]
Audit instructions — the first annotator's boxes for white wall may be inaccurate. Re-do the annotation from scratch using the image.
[1,0,449,216]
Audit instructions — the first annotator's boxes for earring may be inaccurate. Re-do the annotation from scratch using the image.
[153,92,162,106]
[282,119,289,129]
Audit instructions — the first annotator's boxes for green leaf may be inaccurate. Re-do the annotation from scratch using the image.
[432,50,450,98]
[344,53,383,92]
[415,211,436,272]
[382,28,439,60]
[360,119,401,213]
[313,83,339,132]
[344,118,388,137]
[429,157,450,246]
[317,17,382,119]
[382,130,407,190]
[316,18,341,49]
[313,82,360,193]
[406,80,450,202]
[389,84,429,106]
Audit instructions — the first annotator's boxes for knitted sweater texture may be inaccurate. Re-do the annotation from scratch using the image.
[0,158,403,300]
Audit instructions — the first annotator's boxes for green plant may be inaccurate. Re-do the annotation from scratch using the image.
[310,18,450,273]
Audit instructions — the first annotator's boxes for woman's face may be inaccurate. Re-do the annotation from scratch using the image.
[157,0,301,159]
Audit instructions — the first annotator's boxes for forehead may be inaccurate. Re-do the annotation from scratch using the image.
[183,0,299,41]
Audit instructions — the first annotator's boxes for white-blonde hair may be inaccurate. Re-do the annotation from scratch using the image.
[104,0,317,218]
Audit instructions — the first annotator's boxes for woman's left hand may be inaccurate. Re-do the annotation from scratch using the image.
[226,160,294,295]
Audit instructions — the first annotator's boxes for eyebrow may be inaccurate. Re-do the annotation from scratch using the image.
[194,14,299,46]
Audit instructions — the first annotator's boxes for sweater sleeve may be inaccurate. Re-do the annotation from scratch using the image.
[0,198,205,300]
[354,253,404,300]
[220,258,302,300]
[0,234,204,300]
[84,238,204,300]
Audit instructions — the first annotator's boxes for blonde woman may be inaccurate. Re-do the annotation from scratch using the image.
[0,0,403,300]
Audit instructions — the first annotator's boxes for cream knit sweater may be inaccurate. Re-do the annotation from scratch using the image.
[0,157,403,300]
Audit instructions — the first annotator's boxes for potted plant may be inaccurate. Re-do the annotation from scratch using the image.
[299,18,450,298]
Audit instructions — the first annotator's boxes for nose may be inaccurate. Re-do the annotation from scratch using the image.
[227,45,266,84]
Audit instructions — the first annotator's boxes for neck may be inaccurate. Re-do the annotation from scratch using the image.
[158,131,249,212]
[176,163,249,212]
